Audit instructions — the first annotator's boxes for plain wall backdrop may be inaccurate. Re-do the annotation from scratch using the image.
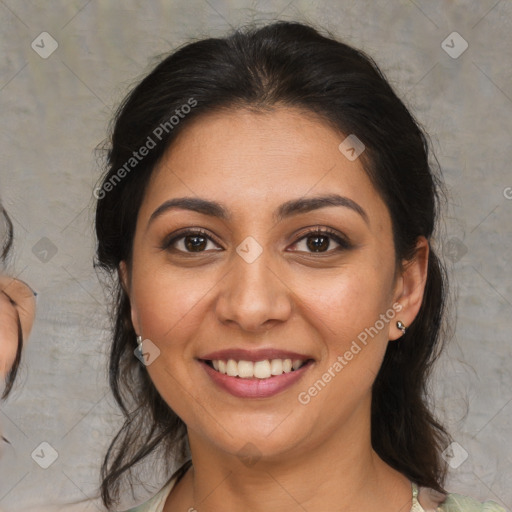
[0,1,511,510]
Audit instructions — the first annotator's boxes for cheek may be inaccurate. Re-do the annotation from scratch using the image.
[293,265,394,420]
[293,261,394,344]
[130,267,207,424]
[131,265,215,346]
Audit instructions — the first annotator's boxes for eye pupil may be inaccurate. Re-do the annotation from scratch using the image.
[185,235,207,252]
[307,235,329,252]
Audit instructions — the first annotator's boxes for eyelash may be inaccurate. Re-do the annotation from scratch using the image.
[160,227,352,254]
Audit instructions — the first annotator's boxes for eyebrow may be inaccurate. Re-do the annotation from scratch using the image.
[147,193,369,229]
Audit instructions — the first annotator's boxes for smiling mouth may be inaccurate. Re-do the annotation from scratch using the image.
[201,358,313,379]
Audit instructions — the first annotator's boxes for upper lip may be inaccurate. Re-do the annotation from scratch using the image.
[199,348,314,362]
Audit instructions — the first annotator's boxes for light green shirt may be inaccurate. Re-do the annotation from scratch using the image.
[125,473,507,512]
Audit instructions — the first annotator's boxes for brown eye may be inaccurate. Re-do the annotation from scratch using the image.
[305,234,331,252]
[183,234,208,252]
[162,229,221,253]
[290,228,351,254]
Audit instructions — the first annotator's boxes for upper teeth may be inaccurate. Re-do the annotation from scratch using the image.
[212,359,305,379]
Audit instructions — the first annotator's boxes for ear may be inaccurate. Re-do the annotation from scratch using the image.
[118,261,141,335]
[389,236,429,341]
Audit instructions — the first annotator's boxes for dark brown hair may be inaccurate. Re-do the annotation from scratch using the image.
[94,20,452,508]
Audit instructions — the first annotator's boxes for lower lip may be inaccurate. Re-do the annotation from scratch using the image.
[199,360,313,398]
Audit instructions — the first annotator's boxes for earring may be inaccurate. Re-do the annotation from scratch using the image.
[136,335,143,358]
[396,320,407,336]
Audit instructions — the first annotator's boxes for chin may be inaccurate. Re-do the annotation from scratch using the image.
[204,419,309,463]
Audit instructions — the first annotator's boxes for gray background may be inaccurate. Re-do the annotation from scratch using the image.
[0,0,511,510]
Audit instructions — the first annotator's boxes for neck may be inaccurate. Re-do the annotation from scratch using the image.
[168,394,412,512]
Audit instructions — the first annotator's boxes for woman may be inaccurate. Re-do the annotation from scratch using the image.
[94,21,506,512]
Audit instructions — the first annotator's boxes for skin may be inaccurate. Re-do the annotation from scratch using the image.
[0,275,36,378]
[120,107,429,512]
[0,275,36,455]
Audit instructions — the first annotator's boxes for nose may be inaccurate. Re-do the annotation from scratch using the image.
[214,248,293,333]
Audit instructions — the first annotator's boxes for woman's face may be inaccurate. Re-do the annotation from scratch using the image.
[121,107,425,462]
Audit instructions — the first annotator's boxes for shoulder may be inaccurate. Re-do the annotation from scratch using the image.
[122,460,192,512]
[122,479,176,512]
[439,492,508,512]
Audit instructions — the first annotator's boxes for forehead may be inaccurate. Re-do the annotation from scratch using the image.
[140,107,390,232]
